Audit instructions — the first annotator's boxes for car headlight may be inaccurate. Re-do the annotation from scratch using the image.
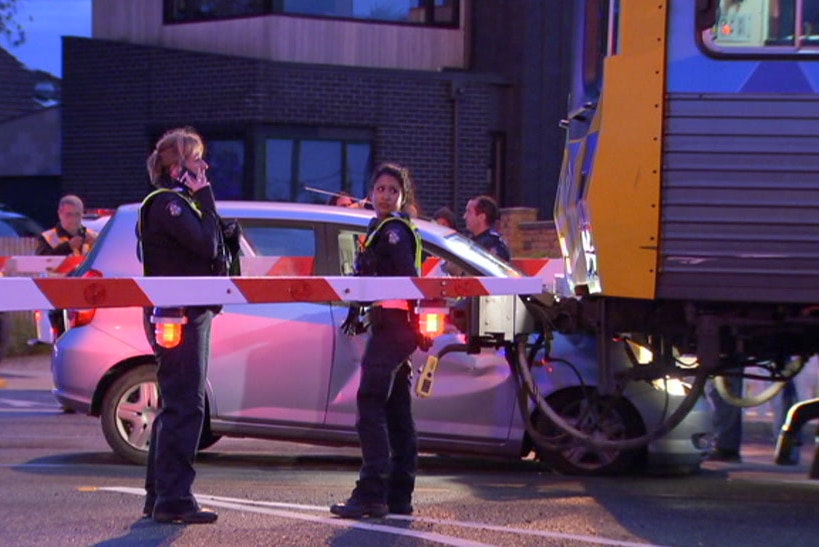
[651,377,689,396]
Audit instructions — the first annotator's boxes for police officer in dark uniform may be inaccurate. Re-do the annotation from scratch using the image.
[138,127,235,525]
[463,194,511,261]
[330,163,422,519]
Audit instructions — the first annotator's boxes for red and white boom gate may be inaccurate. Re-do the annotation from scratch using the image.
[0,259,720,463]
[0,275,544,311]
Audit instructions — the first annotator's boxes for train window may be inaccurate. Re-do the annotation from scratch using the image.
[706,0,819,51]
[582,0,612,96]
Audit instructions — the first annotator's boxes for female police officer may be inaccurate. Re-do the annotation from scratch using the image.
[330,163,422,519]
[139,127,231,524]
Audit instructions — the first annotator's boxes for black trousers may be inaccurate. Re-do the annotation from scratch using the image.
[143,306,213,514]
[355,308,418,505]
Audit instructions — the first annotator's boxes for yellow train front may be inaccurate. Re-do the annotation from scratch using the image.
[553,2,819,375]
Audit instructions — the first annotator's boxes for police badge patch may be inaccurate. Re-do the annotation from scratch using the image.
[167,201,182,217]
[387,229,401,245]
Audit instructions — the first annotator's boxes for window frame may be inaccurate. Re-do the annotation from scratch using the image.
[163,0,461,29]
[701,0,819,57]
[581,0,612,99]
[261,126,374,205]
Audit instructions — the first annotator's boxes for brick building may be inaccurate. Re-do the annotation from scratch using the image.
[0,48,62,226]
[61,1,571,248]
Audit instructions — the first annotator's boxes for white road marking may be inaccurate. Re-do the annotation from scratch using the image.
[0,408,61,413]
[0,463,102,468]
[100,486,674,547]
[0,396,62,413]
[102,486,494,547]
[0,397,44,408]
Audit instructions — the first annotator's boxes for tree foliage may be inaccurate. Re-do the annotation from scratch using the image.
[0,0,28,47]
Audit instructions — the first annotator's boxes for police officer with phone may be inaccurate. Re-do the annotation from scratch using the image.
[138,127,238,525]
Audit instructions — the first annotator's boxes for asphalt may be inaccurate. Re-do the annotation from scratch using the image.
[0,351,54,390]
[2,351,818,476]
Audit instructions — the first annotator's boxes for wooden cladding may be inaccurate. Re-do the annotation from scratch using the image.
[93,0,467,71]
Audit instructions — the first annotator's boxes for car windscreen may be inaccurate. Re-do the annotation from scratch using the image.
[70,212,117,277]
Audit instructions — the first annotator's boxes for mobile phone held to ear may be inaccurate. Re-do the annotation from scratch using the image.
[175,166,197,188]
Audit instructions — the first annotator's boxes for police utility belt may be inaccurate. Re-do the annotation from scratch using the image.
[367,299,413,322]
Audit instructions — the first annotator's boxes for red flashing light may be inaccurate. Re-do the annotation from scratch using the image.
[420,313,443,336]
[155,322,184,348]
[150,307,187,349]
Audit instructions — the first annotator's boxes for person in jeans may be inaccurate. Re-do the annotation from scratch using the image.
[330,163,422,519]
[138,127,233,525]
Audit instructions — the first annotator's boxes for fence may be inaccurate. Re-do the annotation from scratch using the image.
[0,237,40,356]
[0,237,38,256]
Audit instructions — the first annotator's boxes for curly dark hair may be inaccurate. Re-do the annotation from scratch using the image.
[370,162,415,213]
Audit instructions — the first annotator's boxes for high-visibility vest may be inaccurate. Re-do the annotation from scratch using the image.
[361,214,423,273]
[40,226,97,256]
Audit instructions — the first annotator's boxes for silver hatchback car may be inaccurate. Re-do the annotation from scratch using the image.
[51,201,711,475]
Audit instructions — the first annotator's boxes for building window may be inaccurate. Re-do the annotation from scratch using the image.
[207,139,245,200]
[705,0,819,51]
[165,0,459,26]
[264,135,372,204]
[165,0,268,20]
[147,128,246,199]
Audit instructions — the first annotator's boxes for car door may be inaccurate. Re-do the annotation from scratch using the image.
[323,226,519,444]
[409,246,519,444]
[206,220,336,425]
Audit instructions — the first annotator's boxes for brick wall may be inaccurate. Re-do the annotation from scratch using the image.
[62,37,505,216]
[498,207,560,259]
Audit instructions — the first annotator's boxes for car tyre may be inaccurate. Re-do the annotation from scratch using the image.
[532,387,645,476]
[100,364,221,465]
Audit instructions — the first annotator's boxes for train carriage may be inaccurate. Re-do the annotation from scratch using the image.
[550,0,819,430]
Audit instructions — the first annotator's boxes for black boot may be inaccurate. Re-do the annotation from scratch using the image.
[387,501,413,515]
[153,508,218,524]
[387,474,415,515]
[152,500,218,524]
[142,493,156,518]
[330,498,388,519]
[330,480,387,519]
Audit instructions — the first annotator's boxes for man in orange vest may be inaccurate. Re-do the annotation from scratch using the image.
[35,194,98,256]
[35,195,99,339]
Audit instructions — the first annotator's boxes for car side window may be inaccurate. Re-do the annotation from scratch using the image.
[239,222,316,276]
[337,229,365,276]
[336,226,478,278]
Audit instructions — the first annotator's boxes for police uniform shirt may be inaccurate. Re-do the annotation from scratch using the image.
[473,229,511,262]
[139,185,223,277]
[360,214,418,277]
